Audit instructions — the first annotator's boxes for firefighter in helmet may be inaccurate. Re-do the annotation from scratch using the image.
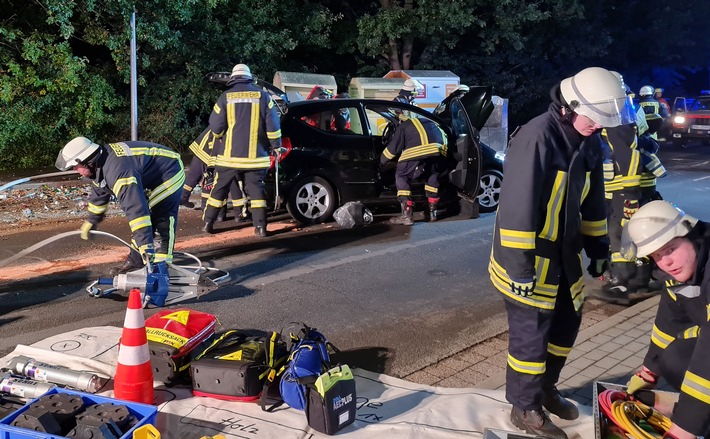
[202,63,282,238]
[488,67,633,438]
[56,137,185,275]
[622,200,710,439]
[638,85,669,139]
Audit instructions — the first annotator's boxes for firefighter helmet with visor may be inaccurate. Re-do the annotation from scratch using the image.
[560,67,634,128]
[620,200,698,259]
[55,137,100,171]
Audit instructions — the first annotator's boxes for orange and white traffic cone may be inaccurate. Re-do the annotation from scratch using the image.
[113,288,154,404]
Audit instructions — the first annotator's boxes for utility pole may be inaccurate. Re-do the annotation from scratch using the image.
[130,9,138,140]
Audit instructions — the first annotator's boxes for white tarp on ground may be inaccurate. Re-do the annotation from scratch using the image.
[1,327,595,438]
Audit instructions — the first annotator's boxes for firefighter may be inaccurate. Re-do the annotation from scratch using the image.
[488,67,632,438]
[638,85,669,139]
[202,63,282,238]
[181,128,249,222]
[594,73,654,305]
[380,103,446,224]
[394,79,421,105]
[55,137,185,275]
[622,200,710,439]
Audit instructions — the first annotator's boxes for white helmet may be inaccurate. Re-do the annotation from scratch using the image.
[639,85,654,97]
[402,79,422,92]
[621,200,698,258]
[55,137,100,171]
[230,63,252,78]
[560,67,633,127]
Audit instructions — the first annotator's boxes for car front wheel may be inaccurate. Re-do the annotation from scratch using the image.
[478,168,503,213]
[286,176,337,225]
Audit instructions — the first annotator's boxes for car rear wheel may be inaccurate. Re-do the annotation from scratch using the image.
[286,176,337,225]
[477,168,503,213]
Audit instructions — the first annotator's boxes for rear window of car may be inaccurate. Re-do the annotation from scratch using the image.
[300,107,363,135]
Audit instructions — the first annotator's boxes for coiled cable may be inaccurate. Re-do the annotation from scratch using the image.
[598,389,671,438]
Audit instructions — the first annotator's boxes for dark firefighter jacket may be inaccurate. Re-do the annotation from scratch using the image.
[189,127,218,168]
[638,95,669,121]
[86,141,185,254]
[643,221,710,434]
[638,133,667,189]
[380,117,447,165]
[488,88,609,312]
[601,124,642,200]
[208,77,282,170]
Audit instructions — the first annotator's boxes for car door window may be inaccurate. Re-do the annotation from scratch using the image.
[300,107,363,135]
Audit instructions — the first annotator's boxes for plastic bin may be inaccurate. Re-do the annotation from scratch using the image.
[0,387,157,439]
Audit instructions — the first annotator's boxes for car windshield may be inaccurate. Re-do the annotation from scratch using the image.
[690,98,710,111]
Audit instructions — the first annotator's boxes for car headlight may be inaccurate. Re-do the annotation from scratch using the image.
[674,115,686,124]
[494,151,506,162]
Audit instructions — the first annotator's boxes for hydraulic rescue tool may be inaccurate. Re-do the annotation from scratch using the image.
[0,230,230,308]
[6,356,107,394]
[0,374,56,399]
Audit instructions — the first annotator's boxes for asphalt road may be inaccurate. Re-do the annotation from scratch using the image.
[1,140,709,380]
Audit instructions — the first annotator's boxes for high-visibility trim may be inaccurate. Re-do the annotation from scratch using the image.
[682,326,700,339]
[399,143,442,161]
[249,101,259,158]
[129,216,152,232]
[547,343,572,358]
[88,203,107,215]
[267,129,281,140]
[412,118,429,145]
[580,172,591,203]
[611,251,633,263]
[383,148,396,160]
[424,185,438,194]
[488,259,556,310]
[123,308,147,330]
[213,103,221,114]
[214,155,271,169]
[650,324,674,349]
[206,197,226,208]
[507,354,546,375]
[233,197,247,207]
[117,344,151,366]
[681,371,710,405]
[112,176,138,196]
[621,174,642,187]
[539,171,566,240]
[605,178,623,192]
[581,219,607,237]
[146,327,188,349]
[129,147,181,160]
[602,162,614,182]
[499,229,536,249]
[251,199,267,208]
[397,190,411,197]
[148,169,185,209]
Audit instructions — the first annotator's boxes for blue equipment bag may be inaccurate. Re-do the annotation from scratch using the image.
[279,324,337,411]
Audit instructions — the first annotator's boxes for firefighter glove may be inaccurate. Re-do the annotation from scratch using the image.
[626,367,658,394]
[623,200,640,219]
[272,146,287,158]
[587,259,609,278]
[80,221,96,240]
[510,277,536,297]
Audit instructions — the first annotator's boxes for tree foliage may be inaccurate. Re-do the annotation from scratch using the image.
[1,0,709,170]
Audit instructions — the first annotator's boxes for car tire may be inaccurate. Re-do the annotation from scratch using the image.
[286,175,337,225]
[477,168,503,213]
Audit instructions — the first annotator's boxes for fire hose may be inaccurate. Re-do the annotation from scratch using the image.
[0,230,230,307]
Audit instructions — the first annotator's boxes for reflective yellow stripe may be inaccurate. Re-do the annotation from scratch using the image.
[424,185,438,194]
[251,199,267,209]
[681,371,710,405]
[399,144,442,161]
[148,169,185,209]
[580,171,591,203]
[682,326,700,339]
[267,129,281,140]
[213,103,221,114]
[547,343,572,358]
[507,354,546,375]
[621,174,641,187]
[397,190,411,197]
[249,101,259,158]
[233,197,247,207]
[129,215,152,232]
[214,155,271,169]
[129,147,181,160]
[112,176,138,196]
[412,118,429,144]
[650,324,674,349]
[383,148,396,160]
[206,197,227,208]
[539,171,566,240]
[581,219,607,237]
[499,229,536,249]
[88,203,107,214]
[488,259,556,310]
[611,251,633,263]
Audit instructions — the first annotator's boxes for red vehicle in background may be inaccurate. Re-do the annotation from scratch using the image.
[671,93,710,148]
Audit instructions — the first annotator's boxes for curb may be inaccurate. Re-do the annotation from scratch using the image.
[477,295,661,390]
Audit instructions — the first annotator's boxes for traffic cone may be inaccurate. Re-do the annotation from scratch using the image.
[114,288,154,404]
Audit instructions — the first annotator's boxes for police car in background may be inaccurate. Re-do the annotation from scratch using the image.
[671,91,710,148]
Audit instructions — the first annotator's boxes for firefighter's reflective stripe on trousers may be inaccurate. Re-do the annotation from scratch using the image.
[508,354,545,375]
[88,202,107,215]
[547,342,571,358]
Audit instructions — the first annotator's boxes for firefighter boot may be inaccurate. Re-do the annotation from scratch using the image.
[109,252,145,277]
[216,205,228,222]
[427,198,439,222]
[389,201,414,226]
[202,220,215,234]
[179,189,195,209]
[542,387,579,420]
[593,262,637,305]
[252,207,268,238]
[510,407,568,439]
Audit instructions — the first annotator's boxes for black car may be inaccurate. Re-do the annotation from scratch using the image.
[206,73,501,224]
[670,95,710,147]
